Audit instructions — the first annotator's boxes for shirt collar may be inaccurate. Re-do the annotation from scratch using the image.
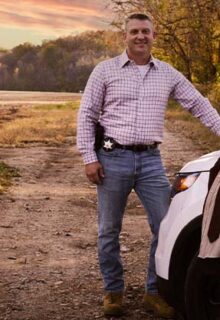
[119,50,159,70]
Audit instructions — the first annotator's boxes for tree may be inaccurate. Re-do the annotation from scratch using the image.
[0,30,124,91]
[109,0,220,83]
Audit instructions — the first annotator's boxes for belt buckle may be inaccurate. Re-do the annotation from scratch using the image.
[102,137,116,152]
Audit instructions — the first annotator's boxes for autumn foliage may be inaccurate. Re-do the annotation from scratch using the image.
[0,0,219,92]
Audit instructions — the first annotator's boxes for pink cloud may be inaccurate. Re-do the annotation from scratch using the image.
[0,0,112,34]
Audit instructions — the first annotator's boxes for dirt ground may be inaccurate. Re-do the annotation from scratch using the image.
[0,97,205,320]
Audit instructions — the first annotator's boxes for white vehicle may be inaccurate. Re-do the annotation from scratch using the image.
[156,150,220,319]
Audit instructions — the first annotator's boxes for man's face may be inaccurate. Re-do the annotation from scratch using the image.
[124,19,156,56]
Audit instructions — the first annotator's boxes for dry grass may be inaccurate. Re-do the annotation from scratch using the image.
[0,101,80,146]
[0,89,219,191]
[0,101,80,191]
[0,89,218,151]
[0,162,20,193]
[166,88,220,153]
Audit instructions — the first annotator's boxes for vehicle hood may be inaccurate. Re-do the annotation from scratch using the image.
[180,150,220,173]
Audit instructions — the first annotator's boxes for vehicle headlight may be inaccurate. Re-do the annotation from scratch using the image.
[171,172,201,197]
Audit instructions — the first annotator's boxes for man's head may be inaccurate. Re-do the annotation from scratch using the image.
[124,13,156,60]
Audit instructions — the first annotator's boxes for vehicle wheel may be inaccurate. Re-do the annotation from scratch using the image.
[185,256,220,320]
[165,219,202,315]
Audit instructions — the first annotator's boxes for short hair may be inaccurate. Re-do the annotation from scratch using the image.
[125,13,153,30]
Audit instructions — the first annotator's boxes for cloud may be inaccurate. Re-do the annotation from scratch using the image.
[0,0,112,35]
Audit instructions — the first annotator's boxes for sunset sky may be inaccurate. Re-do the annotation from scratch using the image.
[0,0,114,49]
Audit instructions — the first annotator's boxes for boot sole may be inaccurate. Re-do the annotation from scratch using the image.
[103,307,123,317]
[144,302,174,319]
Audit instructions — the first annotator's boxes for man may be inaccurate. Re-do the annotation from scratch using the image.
[77,13,220,318]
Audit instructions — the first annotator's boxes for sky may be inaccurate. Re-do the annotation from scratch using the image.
[0,0,114,49]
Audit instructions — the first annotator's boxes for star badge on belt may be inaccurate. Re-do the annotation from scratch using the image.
[102,137,115,151]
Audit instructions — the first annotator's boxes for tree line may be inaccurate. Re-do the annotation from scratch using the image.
[0,0,219,92]
[0,31,123,92]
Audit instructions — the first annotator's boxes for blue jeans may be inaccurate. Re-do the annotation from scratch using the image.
[97,147,171,294]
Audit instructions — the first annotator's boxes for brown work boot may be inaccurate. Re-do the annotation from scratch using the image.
[143,293,175,319]
[103,291,123,316]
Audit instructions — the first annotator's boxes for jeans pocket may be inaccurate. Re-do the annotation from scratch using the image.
[148,147,160,156]
[98,147,124,157]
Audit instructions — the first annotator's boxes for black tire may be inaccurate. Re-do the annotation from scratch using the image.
[165,218,202,315]
[185,256,220,320]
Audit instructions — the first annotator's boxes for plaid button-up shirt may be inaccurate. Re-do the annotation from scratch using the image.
[77,51,220,164]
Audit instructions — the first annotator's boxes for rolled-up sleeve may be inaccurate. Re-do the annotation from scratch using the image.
[77,63,106,164]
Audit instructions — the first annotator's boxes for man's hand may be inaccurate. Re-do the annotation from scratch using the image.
[85,161,104,185]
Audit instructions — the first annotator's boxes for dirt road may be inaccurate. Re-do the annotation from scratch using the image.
[0,125,203,320]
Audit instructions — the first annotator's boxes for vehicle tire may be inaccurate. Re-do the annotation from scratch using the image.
[165,218,202,315]
[185,256,220,320]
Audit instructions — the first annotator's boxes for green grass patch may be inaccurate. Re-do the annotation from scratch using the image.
[0,162,20,193]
